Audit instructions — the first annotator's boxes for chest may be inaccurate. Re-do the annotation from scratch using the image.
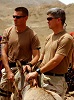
[45,37,58,53]
[8,30,31,48]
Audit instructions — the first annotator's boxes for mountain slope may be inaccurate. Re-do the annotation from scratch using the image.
[12,0,58,6]
[0,0,63,7]
[0,0,74,36]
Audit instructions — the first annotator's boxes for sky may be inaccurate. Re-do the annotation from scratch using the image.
[59,0,74,5]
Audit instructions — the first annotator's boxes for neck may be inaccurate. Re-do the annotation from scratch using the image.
[15,25,27,33]
[53,26,64,34]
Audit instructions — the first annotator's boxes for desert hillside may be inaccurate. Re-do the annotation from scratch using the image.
[0,0,74,50]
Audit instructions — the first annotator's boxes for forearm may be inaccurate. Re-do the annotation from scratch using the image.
[40,54,64,73]
[30,54,40,66]
[30,50,40,66]
[2,53,11,73]
[1,43,11,73]
[39,52,44,61]
[2,52,14,80]
[40,58,58,73]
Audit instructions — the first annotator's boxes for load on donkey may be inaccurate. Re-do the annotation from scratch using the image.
[0,51,62,100]
[11,60,63,100]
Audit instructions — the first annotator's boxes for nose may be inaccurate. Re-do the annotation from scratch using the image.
[13,17,17,21]
[47,21,49,23]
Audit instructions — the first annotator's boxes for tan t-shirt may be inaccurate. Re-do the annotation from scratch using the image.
[42,30,73,74]
[2,26,40,62]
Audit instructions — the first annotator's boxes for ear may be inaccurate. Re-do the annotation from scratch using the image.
[57,18,61,21]
[57,18,62,24]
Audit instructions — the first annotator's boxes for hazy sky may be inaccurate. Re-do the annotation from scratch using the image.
[59,0,74,5]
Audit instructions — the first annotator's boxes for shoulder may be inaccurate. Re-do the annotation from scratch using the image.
[26,26,37,36]
[63,32,73,41]
[59,32,73,46]
[46,33,53,41]
[3,25,14,35]
[5,25,14,32]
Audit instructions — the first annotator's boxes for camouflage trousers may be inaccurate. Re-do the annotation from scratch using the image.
[41,74,68,99]
[0,67,25,100]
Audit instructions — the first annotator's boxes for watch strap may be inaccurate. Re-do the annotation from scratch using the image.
[36,68,41,75]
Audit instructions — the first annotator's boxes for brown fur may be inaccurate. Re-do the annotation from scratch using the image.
[23,87,62,100]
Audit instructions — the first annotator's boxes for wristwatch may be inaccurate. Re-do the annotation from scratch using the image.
[36,68,41,75]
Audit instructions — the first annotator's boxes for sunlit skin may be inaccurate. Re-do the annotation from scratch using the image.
[13,11,28,32]
[47,14,63,34]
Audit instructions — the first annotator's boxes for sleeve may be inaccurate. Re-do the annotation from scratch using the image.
[1,29,8,44]
[56,36,73,56]
[31,34,41,50]
[1,26,13,44]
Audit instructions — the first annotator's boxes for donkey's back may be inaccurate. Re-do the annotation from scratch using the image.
[23,87,63,100]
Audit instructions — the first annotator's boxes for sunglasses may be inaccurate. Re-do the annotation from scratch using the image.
[47,17,55,21]
[13,15,26,19]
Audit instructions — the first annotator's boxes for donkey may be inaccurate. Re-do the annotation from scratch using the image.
[12,60,63,100]
[23,87,63,100]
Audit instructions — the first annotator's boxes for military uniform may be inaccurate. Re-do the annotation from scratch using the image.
[40,30,73,99]
[0,25,40,100]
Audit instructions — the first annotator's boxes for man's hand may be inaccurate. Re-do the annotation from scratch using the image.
[23,65,32,73]
[25,72,38,82]
[33,78,38,87]
[7,71,14,82]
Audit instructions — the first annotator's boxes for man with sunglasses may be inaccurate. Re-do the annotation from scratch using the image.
[0,7,40,100]
[25,7,73,99]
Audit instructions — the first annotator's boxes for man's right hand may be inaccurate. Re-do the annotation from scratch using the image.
[23,65,32,73]
[7,71,14,82]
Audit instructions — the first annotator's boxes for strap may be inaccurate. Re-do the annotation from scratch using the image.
[0,88,12,97]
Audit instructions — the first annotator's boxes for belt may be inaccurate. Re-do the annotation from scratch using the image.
[9,61,28,68]
[44,72,65,76]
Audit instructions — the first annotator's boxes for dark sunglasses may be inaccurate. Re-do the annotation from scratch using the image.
[47,17,55,21]
[13,15,26,19]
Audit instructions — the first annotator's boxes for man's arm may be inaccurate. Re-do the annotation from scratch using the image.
[1,43,14,81]
[30,49,40,65]
[40,54,65,73]
[23,49,40,73]
[39,50,45,61]
[1,43,9,71]
[25,54,65,81]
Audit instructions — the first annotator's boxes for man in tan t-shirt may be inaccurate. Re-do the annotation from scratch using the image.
[25,8,73,99]
[0,7,40,100]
